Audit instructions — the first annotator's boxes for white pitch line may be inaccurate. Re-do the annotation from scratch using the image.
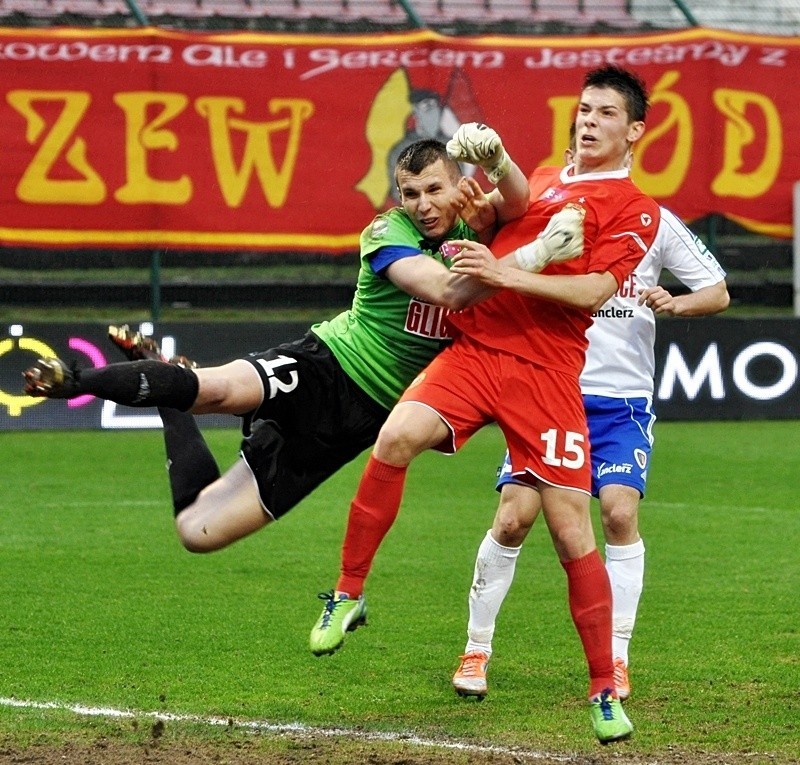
[0,695,582,763]
[645,501,771,513]
[37,500,164,509]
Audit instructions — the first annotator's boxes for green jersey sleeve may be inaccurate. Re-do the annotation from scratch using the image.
[312,208,477,410]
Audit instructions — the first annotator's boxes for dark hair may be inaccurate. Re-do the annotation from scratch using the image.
[395,139,460,182]
[583,65,649,122]
[410,89,441,105]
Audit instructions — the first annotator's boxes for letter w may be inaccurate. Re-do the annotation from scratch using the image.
[196,96,314,208]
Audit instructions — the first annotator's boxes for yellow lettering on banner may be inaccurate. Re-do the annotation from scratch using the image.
[7,90,106,204]
[114,92,192,205]
[196,96,314,208]
[631,71,692,197]
[540,96,578,165]
[711,89,781,198]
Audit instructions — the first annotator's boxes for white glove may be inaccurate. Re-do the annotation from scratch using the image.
[446,122,511,184]
[513,204,586,273]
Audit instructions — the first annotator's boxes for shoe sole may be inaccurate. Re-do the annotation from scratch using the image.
[310,613,367,657]
[598,729,633,745]
[453,686,487,701]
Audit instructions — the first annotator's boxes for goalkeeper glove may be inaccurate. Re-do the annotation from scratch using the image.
[513,204,586,273]
[446,122,512,184]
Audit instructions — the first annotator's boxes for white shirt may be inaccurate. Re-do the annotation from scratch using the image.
[579,207,726,398]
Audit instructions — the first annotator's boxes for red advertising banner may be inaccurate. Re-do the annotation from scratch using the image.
[0,26,796,252]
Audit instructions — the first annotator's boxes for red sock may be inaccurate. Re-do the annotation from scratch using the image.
[336,455,407,598]
[561,549,615,698]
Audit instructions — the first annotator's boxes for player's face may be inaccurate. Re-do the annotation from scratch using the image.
[573,86,644,173]
[397,158,460,240]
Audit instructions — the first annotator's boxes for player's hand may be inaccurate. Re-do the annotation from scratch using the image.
[512,204,585,272]
[447,240,509,288]
[446,123,511,184]
[451,177,497,235]
[638,285,678,314]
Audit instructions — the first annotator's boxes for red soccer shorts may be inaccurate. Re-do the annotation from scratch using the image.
[399,336,591,493]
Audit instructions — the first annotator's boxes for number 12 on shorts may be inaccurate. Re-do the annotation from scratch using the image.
[540,428,585,469]
[256,355,299,399]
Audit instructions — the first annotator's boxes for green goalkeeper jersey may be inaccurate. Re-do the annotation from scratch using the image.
[312,207,477,411]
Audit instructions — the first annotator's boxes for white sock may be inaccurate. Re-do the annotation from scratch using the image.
[605,538,645,665]
[464,530,521,656]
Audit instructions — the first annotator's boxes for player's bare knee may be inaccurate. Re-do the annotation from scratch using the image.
[493,513,531,546]
[375,403,448,464]
[374,420,426,464]
[174,510,222,553]
[602,505,637,540]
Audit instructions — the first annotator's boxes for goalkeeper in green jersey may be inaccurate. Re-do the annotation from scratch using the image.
[23,138,530,551]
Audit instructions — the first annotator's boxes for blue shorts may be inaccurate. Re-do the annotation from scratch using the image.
[496,395,655,498]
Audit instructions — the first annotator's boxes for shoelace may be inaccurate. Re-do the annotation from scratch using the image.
[596,689,616,721]
[457,653,486,678]
[317,590,344,629]
[613,661,628,686]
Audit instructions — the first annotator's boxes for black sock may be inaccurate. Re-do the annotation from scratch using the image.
[75,361,198,410]
[159,407,221,515]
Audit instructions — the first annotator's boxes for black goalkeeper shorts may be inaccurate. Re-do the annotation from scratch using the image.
[239,332,390,519]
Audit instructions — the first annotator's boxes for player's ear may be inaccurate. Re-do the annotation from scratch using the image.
[627,121,645,145]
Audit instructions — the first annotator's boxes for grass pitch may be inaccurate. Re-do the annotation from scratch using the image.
[0,421,798,762]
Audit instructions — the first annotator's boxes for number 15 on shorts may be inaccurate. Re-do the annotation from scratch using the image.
[540,428,586,469]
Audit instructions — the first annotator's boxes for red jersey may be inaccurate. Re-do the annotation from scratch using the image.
[449,165,661,376]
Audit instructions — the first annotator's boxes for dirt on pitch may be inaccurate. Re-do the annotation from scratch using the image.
[0,735,788,765]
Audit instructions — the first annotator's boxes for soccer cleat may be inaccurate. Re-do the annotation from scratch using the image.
[108,324,196,368]
[168,354,198,370]
[589,688,634,744]
[309,590,367,656]
[22,357,78,398]
[108,324,167,362]
[613,658,631,701]
[452,651,489,699]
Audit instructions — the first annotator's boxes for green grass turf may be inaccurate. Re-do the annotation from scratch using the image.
[0,422,798,759]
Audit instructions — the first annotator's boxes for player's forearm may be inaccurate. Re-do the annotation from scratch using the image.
[488,164,530,225]
[441,273,497,310]
[492,270,616,312]
[672,281,730,317]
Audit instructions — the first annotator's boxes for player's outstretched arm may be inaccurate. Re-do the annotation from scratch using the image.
[450,243,618,312]
[386,250,496,312]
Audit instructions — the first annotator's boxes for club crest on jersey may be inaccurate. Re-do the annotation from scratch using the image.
[405,298,453,340]
[370,218,390,239]
[539,186,566,203]
[634,448,648,469]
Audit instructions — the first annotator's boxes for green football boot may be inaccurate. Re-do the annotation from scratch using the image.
[309,590,367,656]
[589,688,634,744]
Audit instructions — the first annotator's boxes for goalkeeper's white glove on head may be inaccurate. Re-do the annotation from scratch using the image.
[513,204,586,273]
[446,122,512,184]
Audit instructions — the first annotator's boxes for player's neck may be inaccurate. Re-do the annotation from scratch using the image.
[573,157,629,175]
